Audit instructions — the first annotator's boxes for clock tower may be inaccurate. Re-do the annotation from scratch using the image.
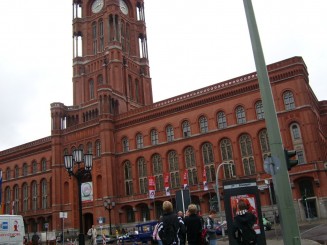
[72,0,152,114]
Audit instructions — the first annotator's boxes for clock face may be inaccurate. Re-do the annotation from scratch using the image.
[120,0,128,15]
[91,0,104,14]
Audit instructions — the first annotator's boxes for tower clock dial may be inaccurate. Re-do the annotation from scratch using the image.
[91,0,104,14]
[119,0,128,15]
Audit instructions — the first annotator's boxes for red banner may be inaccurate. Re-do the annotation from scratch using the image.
[183,170,188,189]
[148,176,155,199]
[164,173,170,196]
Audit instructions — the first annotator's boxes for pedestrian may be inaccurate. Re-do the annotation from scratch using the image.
[184,204,202,245]
[31,232,39,245]
[153,217,163,245]
[90,225,97,245]
[232,199,257,245]
[177,211,186,245]
[158,201,186,245]
[102,232,107,244]
[205,210,218,245]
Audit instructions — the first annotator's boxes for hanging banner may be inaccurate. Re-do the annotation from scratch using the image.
[203,168,208,191]
[148,176,156,199]
[183,170,188,189]
[164,173,170,196]
[81,182,93,203]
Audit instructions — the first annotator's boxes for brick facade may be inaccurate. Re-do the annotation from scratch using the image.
[0,0,326,237]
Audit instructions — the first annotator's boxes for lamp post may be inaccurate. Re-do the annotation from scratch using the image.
[215,162,234,237]
[103,198,115,235]
[64,149,93,245]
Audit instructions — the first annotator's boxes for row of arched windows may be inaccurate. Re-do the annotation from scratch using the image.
[122,131,271,196]
[63,140,102,158]
[1,158,47,181]
[121,91,296,152]
[3,179,48,214]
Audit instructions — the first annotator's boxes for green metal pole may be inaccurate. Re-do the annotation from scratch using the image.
[242,1,301,244]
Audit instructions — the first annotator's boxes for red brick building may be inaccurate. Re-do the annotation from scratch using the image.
[0,0,326,238]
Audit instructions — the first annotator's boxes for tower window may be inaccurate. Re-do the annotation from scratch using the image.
[92,22,97,54]
[283,91,295,110]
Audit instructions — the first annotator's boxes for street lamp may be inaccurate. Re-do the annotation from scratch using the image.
[64,149,93,245]
[215,162,235,237]
[103,198,115,235]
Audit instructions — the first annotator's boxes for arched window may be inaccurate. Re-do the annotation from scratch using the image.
[5,187,11,214]
[99,19,104,52]
[89,79,95,100]
[32,181,38,211]
[41,158,47,172]
[199,116,208,133]
[126,206,135,223]
[23,163,28,176]
[13,185,19,214]
[202,143,215,182]
[122,137,129,152]
[92,22,97,54]
[152,154,163,191]
[184,147,197,186]
[236,106,246,124]
[96,140,101,157]
[14,166,19,179]
[41,179,47,209]
[168,151,180,189]
[166,125,174,142]
[217,111,227,129]
[255,101,264,119]
[6,167,11,180]
[151,129,159,145]
[124,161,133,196]
[291,124,301,140]
[283,91,295,110]
[137,158,148,194]
[32,161,37,174]
[136,133,143,149]
[259,129,270,160]
[182,120,191,138]
[220,138,235,179]
[185,146,196,168]
[239,134,256,175]
[23,183,28,212]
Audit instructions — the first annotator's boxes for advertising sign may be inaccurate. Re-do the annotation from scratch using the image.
[223,178,266,245]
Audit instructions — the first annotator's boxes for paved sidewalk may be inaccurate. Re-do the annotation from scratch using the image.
[217,238,320,245]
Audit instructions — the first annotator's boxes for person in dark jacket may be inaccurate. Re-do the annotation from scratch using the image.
[177,211,186,245]
[184,204,202,245]
[158,201,186,245]
[232,199,257,245]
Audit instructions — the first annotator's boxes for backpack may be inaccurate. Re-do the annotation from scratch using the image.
[200,228,209,245]
[236,225,257,245]
[159,215,179,245]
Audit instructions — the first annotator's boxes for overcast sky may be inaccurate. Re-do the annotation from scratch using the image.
[0,0,326,151]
